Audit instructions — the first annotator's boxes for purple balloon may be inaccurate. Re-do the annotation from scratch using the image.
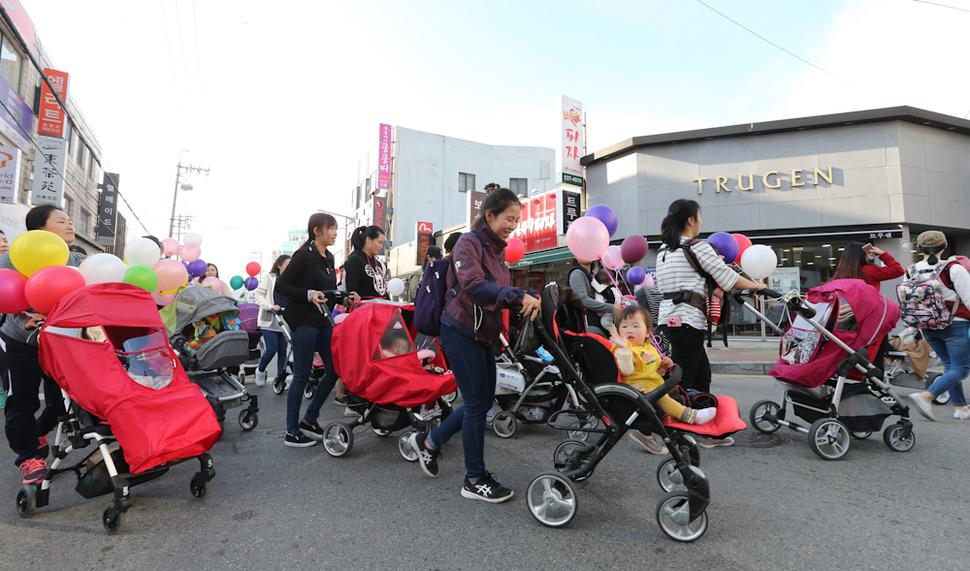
[620,235,648,264]
[244,276,259,291]
[585,204,618,237]
[707,232,739,263]
[626,266,646,286]
[187,259,207,278]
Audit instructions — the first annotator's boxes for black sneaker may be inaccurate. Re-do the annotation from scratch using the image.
[284,432,317,448]
[300,419,324,441]
[461,471,514,503]
[408,431,440,477]
[333,395,348,406]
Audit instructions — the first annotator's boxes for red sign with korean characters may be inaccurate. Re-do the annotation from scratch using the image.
[415,221,433,264]
[38,68,69,138]
[511,190,558,252]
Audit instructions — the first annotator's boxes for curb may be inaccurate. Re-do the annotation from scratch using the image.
[710,362,774,375]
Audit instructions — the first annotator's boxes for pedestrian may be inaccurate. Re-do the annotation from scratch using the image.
[0,229,8,256]
[196,263,233,296]
[408,186,541,503]
[567,257,620,337]
[275,213,360,447]
[443,232,461,257]
[905,231,970,421]
[344,225,389,300]
[422,245,442,272]
[253,254,290,387]
[656,199,766,447]
[0,205,84,484]
[832,242,904,289]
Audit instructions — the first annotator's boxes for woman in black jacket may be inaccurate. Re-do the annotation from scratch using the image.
[275,213,359,447]
[344,226,388,300]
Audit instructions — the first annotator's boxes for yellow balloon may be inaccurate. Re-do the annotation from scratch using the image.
[9,230,69,277]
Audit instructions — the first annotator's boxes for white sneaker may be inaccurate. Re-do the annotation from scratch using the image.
[255,371,267,386]
[954,406,970,420]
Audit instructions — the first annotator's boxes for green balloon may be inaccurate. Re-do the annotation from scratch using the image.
[124,265,159,292]
[230,275,244,289]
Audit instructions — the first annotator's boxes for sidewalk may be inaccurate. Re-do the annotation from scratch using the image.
[706,336,779,375]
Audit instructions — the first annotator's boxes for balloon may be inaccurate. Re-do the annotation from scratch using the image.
[155,291,177,307]
[626,266,646,286]
[333,313,349,325]
[153,259,189,292]
[0,269,29,313]
[505,237,525,264]
[707,232,739,264]
[620,235,648,264]
[124,237,161,268]
[585,204,618,237]
[601,245,624,271]
[9,230,69,277]
[740,244,778,280]
[78,253,127,285]
[566,217,610,262]
[160,237,180,256]
[187,259,207,278]
[180,243,201,263]
[123,265,159,292]
[243,276,259,291]
[643,274,655,287]
[245,262,261,277]
[183,232,203,246]
[230,275,244,289]
[387,277,405,297]
[202,276,221,290]
[25,265,86,313]
[732,233,753,264]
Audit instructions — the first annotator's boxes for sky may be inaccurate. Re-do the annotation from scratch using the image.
[20,0,970,276]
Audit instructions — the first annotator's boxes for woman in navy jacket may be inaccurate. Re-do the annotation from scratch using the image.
[409,187,540,503]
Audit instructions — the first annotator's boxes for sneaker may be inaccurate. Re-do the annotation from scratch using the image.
[37,435,50,459]
[300,419,324,440]
[954,406,970,420]
[908,392,937,422]
[20,458,47,485]
[461,471,514,503]
[334,395,348,406]
[628,432,668,455]
[255,371,267,386]
[408,431,440,477]
[697,436,735,449]
[284,432,317,448]
[344,405,361,417]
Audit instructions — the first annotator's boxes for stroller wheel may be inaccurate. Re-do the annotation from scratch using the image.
[656,458,685,492]
[16,485,36,519]
[809,418,851,460]
[322,422,354,457]
[102,505,123,534]
[190,474,208,499]
[749,400,782,433]
[371,426,393,437]
[933,392,950,405]
[442,391,458,403]
[273,378,286,395]
[850,431,871,440]
[492,412,516,438]
[553,439,595,482]
[527,472,578,528]
[399,430,419,462]
[883,423,916,452]
[656,491,708,542]
[303,383,315,400]
[238,410,259,431]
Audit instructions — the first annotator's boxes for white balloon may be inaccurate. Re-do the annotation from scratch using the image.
[183,232,203,246]
[124,238,161,268]
[740,244,778,280]
[387,277,405,297]
[78,253,127,285]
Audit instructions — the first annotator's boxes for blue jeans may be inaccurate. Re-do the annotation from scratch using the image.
[258,330,288,376]
[922,321,970,407]
[428,323,496,480]
[286,325,339,434]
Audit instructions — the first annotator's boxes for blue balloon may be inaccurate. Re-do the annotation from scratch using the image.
[707,232,739,264]
[585,204,618,237]
[626,266,646,285]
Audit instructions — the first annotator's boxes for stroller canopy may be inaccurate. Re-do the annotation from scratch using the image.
[159,285,239,337]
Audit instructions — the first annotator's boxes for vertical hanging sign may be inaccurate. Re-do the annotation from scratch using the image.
[0,146,21,204]
[30,135,66,206]
[559,95,584,188]
[37,68,70,138]
[95,172,120,246]
[377,123,392,194]
[415,221,433,265]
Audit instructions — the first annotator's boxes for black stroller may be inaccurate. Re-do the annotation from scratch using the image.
[524,283,711,542]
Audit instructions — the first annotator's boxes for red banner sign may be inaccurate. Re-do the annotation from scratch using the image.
[415,221,433,264]
[511,190,558,252]
[38,68,69,138]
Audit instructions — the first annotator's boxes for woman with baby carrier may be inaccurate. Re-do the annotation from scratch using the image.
[655,199,766,447]
[905,231,970,421]
[408,186,541,503]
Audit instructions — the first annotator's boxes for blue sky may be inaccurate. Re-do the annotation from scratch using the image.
[21,0,970,273]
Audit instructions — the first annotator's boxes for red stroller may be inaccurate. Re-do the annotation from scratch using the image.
[325,300,457,460]
[30,283,220,533]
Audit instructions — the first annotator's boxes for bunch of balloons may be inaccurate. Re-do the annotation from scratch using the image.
[231,261,262,292]
[705,231,776,280]
[565,204,652,289]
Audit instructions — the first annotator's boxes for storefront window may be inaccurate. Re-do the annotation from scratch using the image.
[0,36,22,92]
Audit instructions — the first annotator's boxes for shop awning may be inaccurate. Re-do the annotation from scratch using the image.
[511,247,573,268]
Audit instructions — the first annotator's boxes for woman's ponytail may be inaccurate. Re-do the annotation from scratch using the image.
[661,199,700,250]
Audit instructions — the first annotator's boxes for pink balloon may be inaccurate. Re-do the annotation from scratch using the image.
[601,245,624,270]
[202,276,221,290]
[154,291,177,306]
[566,217,610,262]
[153,259,188,292]
[180,243,201,263]
[0,268,29,313]
[161,238,181,257]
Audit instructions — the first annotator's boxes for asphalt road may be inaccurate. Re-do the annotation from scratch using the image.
[1,373,968,570]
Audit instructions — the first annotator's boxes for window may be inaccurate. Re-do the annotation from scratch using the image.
[63,196,74,218]
[0,35,22,92]
[509,178,528,195]
[459,172,476,193]
[77,144,86,167]
[78,209,91,235]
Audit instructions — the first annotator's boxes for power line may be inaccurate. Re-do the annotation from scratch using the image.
[912,0,970,13]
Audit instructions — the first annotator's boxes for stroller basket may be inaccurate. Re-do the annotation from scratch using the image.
[371,404,411,432]
[75,447,168,498]
[194,331,250,369]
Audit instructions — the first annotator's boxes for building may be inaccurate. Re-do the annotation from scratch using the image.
[580,106,970,334]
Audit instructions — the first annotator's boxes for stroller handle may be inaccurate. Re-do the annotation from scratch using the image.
[731,288,782,305]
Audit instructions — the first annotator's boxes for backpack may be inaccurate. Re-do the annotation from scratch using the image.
[896,261,961,330]
[413,233,489,337]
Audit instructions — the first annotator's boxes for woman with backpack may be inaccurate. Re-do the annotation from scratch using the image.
[656,199,767,447]
[905,231,970,422]
[408,187,541,503]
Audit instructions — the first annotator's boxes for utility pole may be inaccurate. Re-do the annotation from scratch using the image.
[169,150,209,238]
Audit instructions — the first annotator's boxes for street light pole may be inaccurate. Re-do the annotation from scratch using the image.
[168,150,209,238]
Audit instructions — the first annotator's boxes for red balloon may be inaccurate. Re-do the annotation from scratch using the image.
[505,237,526,264]
[0,268,29,313]
[245,262,261,277]
[731,233,753,264]
[25,265,86,314]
